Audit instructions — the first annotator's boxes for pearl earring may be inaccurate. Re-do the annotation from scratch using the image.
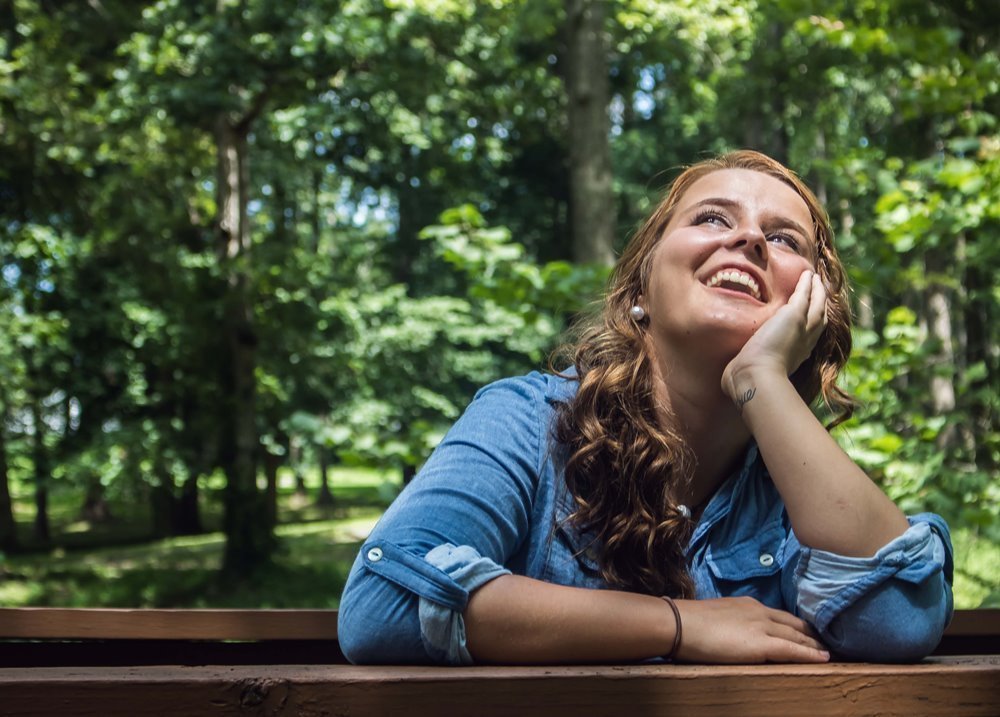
[629,305,646,321]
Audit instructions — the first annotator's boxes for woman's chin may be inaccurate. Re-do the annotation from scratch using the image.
[657,322,755,372]
[698,318,758,354]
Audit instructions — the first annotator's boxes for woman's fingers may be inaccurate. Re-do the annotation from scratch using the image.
[766,635,831,663]
[765,606,819,636]
[806,272,828,333]
[768,621,828,653]
[675,597,830,664]
[763,606,829,661]
[789,269,814,316]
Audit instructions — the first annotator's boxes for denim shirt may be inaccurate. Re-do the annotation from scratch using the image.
[338,372,954,664]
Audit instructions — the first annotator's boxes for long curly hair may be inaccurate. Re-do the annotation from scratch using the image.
[552,150,856,599]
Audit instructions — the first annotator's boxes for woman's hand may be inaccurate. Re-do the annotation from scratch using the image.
[675,596,830,664]
[721,270,827,403]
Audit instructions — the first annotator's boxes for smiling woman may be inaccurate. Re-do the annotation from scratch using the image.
[336,150,953,666]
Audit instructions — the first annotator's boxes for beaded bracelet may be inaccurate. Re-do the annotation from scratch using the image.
[660,595,683,661]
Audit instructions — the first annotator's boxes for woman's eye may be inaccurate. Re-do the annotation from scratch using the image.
[694,210,729,227]
[768,232,801,252]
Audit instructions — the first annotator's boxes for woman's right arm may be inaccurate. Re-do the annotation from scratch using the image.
[466,575,829,664]
[337,376,551,664]
[338,375,829,664]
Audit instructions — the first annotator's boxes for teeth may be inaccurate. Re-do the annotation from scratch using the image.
[706,269,761,300]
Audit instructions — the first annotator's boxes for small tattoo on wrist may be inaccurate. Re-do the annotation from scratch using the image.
[736,387,756,414]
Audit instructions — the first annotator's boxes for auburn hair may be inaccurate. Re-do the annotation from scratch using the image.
[551,150,856,599]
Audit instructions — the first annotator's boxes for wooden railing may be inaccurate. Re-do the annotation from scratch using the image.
[1,608,997,716]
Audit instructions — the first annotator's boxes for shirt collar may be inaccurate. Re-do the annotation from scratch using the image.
[687,441,759,551]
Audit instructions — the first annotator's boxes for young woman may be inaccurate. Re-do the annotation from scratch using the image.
[337,150,953,665]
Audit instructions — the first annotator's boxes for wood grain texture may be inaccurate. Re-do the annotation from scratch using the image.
[947,609,1000,636]
[0,657,997,717]
[1,607,995,642]
[0,608,339,640]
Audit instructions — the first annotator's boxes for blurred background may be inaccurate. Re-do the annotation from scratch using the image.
[0,0,996,609]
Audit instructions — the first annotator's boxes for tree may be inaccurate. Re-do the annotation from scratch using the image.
[565,0,615,265]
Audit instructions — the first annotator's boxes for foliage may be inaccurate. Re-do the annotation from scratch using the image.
[840,311,999,534]
[292,203,606,473]
[1,0,997,603]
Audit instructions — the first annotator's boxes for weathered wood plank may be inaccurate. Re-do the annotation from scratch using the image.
[947,609,1000,636]
[0,639,347,668]
[937,609,1000,655]
[0,657,997,717]
[1,607,995,643]
[0,608,339,640]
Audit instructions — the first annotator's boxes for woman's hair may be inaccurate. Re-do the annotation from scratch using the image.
[551,149,856,599]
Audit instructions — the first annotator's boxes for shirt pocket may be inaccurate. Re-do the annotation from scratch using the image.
[539,521,606,589]
[705,521,787,601]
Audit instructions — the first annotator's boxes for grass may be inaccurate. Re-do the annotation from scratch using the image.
[0,466,397,608]
[1,465,996,609]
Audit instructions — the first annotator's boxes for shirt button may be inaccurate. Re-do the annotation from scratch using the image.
[367,547,383,562]
[759,552,774,567]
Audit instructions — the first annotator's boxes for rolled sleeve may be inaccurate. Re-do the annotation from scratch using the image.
[794,514,953,661]
[419,544,511,664]
[338,376,546,664]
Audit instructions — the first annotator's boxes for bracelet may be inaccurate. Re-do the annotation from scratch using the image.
[660,595,683,661]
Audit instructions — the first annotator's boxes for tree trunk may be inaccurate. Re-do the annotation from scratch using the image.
[216,114,273,575]
[565,0,615,266]
[289,436,307,495]
[175,473,203,536]
[924,248,957,449]
[150,451,174,539]
[394,181,424,288]
[963,247,994,466]
[742,24,789,164]
[262,445,280,527]
[839,202,875,330]
[0,412,17,551]
[311,167,322,255]
[150,484,173,539]
[80,478,113,524]
[29,398,50,545]
[316,449,334,507]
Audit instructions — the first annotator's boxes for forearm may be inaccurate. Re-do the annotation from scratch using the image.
[465,574,830,664]
[732,368,909,556]
[464,574,675,664]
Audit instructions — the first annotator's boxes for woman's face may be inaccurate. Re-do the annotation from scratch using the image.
[643,168,819,361]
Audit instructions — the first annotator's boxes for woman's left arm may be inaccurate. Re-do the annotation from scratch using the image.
[723,271,952,659]
[723,270,909,555]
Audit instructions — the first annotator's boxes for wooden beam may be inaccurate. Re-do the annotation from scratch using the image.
[1,607,996,644]
[947,608,1000,636]
[0,608,339,641]
[0,657,997,717]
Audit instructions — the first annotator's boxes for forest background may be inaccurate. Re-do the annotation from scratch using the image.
[1,0,997,610]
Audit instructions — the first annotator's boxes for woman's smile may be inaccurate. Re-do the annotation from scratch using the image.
[701,265,766,302]
[643,168,817,359]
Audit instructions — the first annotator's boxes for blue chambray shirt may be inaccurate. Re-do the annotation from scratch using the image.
[338,372,954,664]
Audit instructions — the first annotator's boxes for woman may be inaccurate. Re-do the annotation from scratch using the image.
[337,150,953,665]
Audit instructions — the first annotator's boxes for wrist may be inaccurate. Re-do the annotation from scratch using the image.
[723,362,786,405]
[660,596,683,661]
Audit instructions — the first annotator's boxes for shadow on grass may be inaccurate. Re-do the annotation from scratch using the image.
[1,467,396,608]
[0,520,373,608]
[9,478,397,554]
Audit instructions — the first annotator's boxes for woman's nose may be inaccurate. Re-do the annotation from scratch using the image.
[729,224,768,262]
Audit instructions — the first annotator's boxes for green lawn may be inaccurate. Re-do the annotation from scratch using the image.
[1,466,996,609]
[0,466,396,608]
